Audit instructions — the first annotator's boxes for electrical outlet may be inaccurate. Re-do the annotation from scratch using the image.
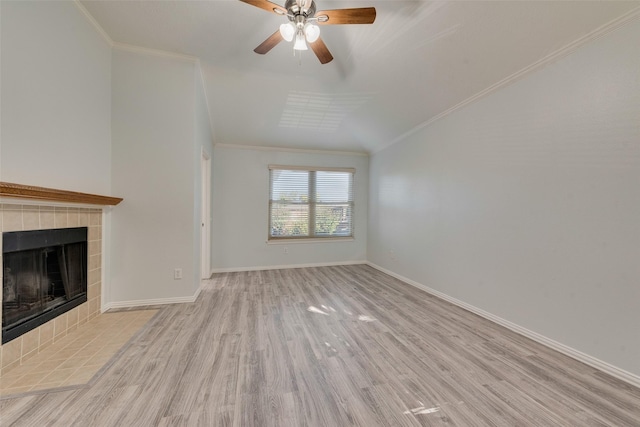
[174,268,183,280]
[283,247,288,254]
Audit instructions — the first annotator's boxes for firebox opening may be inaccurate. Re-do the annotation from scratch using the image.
[2,227,88,344]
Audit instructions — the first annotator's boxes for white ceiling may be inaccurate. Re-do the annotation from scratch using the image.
[81,0,640,154]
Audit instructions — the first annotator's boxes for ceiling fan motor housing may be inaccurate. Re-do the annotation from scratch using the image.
[284,0,316,20]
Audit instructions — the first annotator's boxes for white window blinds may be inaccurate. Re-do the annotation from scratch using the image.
[269,166,354,239]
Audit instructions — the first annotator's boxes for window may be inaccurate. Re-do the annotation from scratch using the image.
[269,165,354,240]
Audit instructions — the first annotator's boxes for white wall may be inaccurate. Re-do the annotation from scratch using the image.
[110,49,203,303]
[368,20,640,378]
[0,1,112,194]
[193,69,215,279]
[212,146,368,271]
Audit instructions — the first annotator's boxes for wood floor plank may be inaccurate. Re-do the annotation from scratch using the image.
[1,264,639,426]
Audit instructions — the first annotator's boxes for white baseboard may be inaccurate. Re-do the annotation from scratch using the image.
[211,260,367,273]
[366,262,640,389]
[102,284,202,311]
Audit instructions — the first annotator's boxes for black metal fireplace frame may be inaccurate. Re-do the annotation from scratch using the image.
[2,227,88,344]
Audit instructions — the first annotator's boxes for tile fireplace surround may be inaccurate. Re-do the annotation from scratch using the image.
[0,203,103,377]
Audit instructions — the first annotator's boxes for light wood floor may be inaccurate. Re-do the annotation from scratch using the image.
[0,310,157,396]
[0,265,638,426]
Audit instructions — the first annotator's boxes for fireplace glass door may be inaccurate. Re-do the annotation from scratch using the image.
[2,228,87,343]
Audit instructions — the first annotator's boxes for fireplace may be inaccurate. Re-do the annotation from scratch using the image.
[2,227,88,344]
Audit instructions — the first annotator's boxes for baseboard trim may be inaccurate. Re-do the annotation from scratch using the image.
[212,260,367,273]
[366,262,640,389]
[103,285,202,311]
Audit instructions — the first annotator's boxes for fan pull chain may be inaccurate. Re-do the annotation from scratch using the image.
[293,48,303,66]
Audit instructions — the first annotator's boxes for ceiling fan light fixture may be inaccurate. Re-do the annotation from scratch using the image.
[241,0,376,64]
[304,23,320,43]
[279,22,295,42]
[293,29,308,50]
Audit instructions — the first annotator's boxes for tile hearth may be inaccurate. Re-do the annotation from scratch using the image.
[1,204,105,373]
[0,309,157,397]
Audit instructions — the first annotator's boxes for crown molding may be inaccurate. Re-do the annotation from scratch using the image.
[73,0,198,64]
[112,42,198,62]
[215,143,369,157]
[375,6,640,154]
[73,0,113,46]
[75,0,214,144]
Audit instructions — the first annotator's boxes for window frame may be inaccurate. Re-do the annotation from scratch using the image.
[268,165,355,242]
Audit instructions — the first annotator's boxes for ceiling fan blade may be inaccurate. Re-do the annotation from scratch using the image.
[309,37,333,64]
[254,30,284,54]
[315,7,376,25]
[239,0,287,15]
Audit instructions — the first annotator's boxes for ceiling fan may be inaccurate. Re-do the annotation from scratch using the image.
[240,0,376,64]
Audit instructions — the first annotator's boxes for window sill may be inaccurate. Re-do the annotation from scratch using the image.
[267,237,354,245]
